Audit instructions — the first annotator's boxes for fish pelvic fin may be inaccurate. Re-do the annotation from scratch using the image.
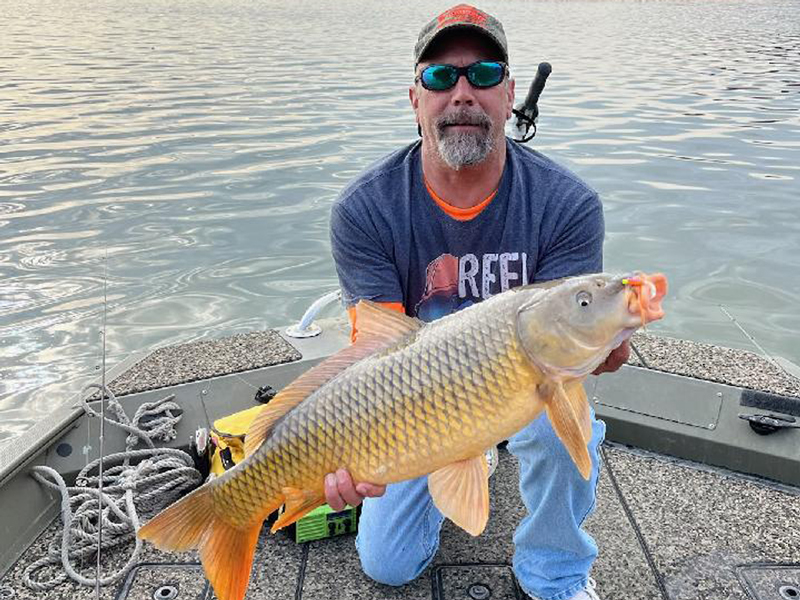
[245,301,423,457]
[138,484,263,600]
[428,454,490,537]
[542,381,592,480]
[270,487,326,533]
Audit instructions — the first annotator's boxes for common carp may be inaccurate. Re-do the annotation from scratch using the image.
[138,271,667,600]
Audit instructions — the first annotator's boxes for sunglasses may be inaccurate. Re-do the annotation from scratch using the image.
[416,61,508,91]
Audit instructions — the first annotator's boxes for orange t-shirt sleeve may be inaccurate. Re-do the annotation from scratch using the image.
[347,301,405,343]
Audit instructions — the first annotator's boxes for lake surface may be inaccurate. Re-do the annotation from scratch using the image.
[1,0,799,444]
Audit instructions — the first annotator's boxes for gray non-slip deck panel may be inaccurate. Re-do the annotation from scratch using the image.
[107,330,302,397]
[604,447,800,600]
[629,332,800,399]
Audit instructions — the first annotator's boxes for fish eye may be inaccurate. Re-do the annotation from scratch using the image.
[576,291,592,307]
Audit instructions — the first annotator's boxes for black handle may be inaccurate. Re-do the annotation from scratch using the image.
[522,62,552,114]
[512,62,552,143]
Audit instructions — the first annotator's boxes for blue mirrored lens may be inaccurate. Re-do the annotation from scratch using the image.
[421,65,458,90]
[468,62,505,87]
[420,62,505,90]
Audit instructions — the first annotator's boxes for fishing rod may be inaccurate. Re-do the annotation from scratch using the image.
[96,251,108,600]
[512,61,552,143]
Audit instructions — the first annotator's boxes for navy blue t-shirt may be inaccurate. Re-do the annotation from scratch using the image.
[330,138,604,323]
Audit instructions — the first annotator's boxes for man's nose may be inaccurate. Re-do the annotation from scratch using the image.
[449,74,476,106]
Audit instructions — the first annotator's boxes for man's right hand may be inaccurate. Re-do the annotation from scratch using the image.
[324,469,386,511]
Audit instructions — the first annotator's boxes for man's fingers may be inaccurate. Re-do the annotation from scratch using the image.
[592,340,631,375]
[610,339,631,368]
[324,473,345,511]
[336,469,364,507]
[355,482,387,498]
[324,470,385,510]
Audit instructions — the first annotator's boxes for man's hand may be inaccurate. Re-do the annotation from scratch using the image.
[592,339,630,375]
[324,469,386,511]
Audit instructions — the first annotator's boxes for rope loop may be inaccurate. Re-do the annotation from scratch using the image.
[24,387,202,591]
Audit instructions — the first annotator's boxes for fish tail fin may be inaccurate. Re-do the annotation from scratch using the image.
[137,485,214,551]
[199,514,262,600]
[138,485,262,600]
[544,381,592,480]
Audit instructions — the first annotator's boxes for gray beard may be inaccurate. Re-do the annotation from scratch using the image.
[436,130,496,170]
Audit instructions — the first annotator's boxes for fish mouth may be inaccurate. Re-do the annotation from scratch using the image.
[623,272,667,326]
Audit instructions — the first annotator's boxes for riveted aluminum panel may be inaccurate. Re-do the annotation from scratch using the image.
[591,365,727,429]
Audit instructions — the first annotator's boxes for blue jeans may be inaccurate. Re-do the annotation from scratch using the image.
[355,410,606,600]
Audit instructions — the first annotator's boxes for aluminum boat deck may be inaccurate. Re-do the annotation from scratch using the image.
[1,322,799,600]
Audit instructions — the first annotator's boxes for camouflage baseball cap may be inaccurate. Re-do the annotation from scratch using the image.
[414,4,508,67]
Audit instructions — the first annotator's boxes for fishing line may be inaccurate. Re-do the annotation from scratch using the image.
[718,303,799,383]
[600,445,670,600]
[719,304,778,365]
[629,341,650,369]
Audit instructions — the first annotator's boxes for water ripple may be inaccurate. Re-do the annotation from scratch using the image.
[1,0,799,444]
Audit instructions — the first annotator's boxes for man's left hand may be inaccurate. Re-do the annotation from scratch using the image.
[592,339,630,375]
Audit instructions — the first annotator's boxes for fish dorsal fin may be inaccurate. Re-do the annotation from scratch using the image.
[540,380,592,480]
[428,454,490,537]
[244,300,422,457]
[355,299,423,341]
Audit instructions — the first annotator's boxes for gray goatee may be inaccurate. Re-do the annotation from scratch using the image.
[434,109,495,170]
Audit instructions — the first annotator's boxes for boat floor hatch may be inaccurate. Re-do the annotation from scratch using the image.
[117,563,210,600]
[2,444,799,600]
[738,565,800,600]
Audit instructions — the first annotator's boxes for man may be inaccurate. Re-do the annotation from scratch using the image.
[327,5,628,600]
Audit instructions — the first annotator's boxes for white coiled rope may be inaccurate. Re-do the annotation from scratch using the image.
[23,386,203,591]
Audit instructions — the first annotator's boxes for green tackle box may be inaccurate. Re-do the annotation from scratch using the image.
[279,504,359,543]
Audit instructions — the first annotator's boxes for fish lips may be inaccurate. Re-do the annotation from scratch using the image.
[625,272,667,325]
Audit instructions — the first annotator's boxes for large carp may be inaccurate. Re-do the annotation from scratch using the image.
[139,271,667,600]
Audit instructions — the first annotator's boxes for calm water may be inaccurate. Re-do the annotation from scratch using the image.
[1,0,798,444]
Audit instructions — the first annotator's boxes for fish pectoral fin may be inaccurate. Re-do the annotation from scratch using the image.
[543,381,592,480]
[428,454,490,537]
[138,485,262,600]
[270,487,325,533]
[563,379,592,445]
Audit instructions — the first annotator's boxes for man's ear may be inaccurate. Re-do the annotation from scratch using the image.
[506,78,516,120]
[409,85,421,135]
